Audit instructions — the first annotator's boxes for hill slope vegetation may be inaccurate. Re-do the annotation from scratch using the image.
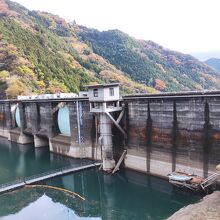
[78,28,220,91]
[0,0,220,99]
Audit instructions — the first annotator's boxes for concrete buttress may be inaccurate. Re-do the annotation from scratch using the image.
[99,113,115,171]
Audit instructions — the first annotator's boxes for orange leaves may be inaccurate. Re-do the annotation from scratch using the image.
[154,79,166,90]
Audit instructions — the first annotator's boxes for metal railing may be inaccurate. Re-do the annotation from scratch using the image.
[201,171,220,190]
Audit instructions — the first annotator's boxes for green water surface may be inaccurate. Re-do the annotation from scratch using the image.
[0,137,90,185]
[0,137,201,220]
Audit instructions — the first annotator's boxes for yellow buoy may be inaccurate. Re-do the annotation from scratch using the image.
[216,164,220,171]
[25,184,85,200]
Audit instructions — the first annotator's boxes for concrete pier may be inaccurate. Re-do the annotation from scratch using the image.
[100,113,115,171]
[34,135,49,148]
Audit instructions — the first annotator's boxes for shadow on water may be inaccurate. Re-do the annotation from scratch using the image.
[203,101,212,178]
[146,101,152,173]
[0,168,201,220]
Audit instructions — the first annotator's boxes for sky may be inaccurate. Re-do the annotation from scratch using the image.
[12,0,220,60]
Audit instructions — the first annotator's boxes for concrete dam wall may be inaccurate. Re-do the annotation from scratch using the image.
[0,91,220,177]
[0,99,99,160]
[124,92,220,177]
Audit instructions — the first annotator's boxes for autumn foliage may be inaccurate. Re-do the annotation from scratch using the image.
[154,79,166,91]
[0,0,16,17]
[1,0,220,100]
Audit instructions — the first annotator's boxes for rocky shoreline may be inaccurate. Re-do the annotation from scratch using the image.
[167,191,220,220]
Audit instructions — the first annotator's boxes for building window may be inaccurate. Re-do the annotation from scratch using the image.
[109,88,114,96]
[93,89,98,97]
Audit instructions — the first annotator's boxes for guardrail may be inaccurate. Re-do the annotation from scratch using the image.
[201,171,220,190]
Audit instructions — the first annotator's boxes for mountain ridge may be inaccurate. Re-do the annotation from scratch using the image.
[78,27,220,91]
[0,0,220,99]
[204,58,220,72]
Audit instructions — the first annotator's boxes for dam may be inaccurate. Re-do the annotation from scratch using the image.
[0,84,220,179]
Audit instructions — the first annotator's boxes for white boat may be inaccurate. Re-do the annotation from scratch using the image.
[168,171,204,191]
[168,174,192,182]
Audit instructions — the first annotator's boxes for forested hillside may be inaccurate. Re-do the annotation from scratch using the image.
[78,28,220,91]
[0,0,220,99]
[0,0,156,98]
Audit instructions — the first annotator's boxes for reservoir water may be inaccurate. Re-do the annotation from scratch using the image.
[0,137,88,185]
[0,137,201,220]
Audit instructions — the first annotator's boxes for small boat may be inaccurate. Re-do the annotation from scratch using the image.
[168,174,192,182]
[167,171,204,191]
[168,168,220,191]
